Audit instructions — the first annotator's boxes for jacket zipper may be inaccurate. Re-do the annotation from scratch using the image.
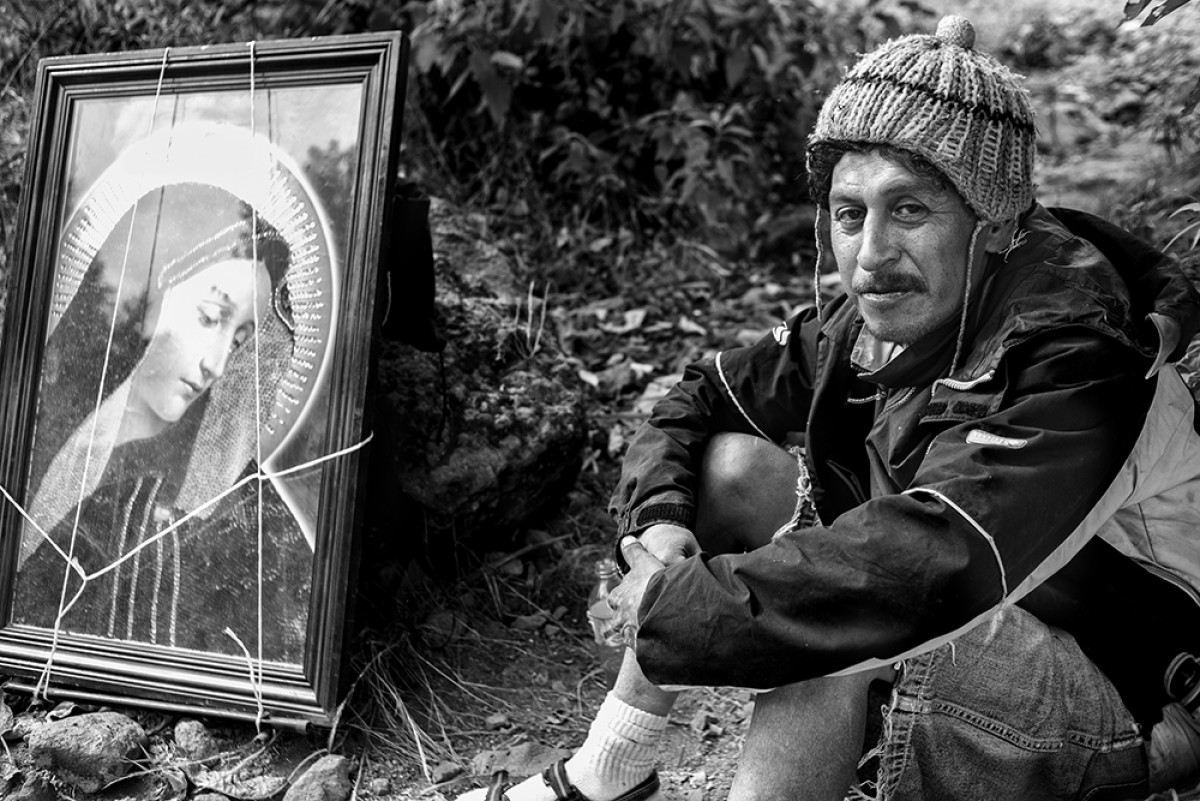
[826,460,867,505]
[1136,557,1200,611]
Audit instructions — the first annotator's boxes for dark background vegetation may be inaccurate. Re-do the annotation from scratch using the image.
[1,0,1199,331]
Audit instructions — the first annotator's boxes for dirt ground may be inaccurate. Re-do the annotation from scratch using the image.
[344,467,760,801]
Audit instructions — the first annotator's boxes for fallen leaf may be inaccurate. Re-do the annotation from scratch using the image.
[632,374,683,416]
[0,698,13,737]
[606,425,628,458]
[599,309,647,334]
[48,701,79,720]
[193,769,287,801]
[156,768,189,801]
[689,710,717,734]
[95,773,159,800]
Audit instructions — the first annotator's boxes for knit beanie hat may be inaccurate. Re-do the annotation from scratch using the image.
[809,15,1037,223]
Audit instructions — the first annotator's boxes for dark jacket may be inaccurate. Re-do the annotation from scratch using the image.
[610,205,1200,728]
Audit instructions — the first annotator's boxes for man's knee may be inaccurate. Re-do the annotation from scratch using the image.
[695,432,800,551]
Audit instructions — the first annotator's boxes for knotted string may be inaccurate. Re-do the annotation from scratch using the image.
[249,38,267,734]
[36,47,173,703]
[5,434,372,587]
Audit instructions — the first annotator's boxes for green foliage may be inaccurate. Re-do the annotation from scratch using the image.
[1123,0,1198,26]
[1166,202,1200,252]
[403,0,933,292]
[0,0,934,298]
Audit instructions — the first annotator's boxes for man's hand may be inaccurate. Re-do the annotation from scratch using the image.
[605,536,667,648]
[638,523,700,566]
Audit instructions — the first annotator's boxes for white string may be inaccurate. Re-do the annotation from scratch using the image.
[223,626,265,726]
[3,433,374,584]
[249,38,267,734]
[35,47,172,702]
[15,432,374,706]
[949,221,984,374]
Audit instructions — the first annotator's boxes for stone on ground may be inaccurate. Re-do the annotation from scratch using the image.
[173,718,220,764]
[24,711,147,793]
[283,754,352,801]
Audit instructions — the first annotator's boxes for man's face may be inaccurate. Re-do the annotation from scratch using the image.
[828,150,982,345]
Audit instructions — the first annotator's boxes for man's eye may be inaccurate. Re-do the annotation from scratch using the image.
[894,203,927,221]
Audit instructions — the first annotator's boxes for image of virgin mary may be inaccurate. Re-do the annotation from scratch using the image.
[13,144,337,665]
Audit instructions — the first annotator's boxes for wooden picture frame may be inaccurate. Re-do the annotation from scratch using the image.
[0,31,408,727]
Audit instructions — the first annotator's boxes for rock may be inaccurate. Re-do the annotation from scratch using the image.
[366,777,391,795]
[511,612,548,631]
[419,609,465,646]
[282,754,352,801]
[194,794,229,801]
[25,711,147,793]
[430,761,463,783]
[689,710,718,736]
[173,718,219,763]
[376,198,587,551]
[485,713,510,730]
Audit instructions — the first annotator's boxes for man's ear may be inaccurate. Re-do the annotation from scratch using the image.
[981,218,1019,254]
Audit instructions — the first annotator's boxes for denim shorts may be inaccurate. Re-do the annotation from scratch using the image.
[865,604,1149,801]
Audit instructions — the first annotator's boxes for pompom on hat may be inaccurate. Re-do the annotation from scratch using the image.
[809,15,1037,223]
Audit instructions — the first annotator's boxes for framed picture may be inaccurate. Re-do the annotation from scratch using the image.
[0,32,408,727]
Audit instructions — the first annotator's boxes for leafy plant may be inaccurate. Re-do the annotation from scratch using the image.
[1123,0,1200,118]
[403,0,933,293]
[1123,0,1198,27]
[0,0,934,300]
[1166,202,1200,252]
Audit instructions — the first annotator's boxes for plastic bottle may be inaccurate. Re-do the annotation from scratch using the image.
[586,557,625,689]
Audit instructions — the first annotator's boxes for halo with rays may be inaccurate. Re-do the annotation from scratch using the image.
[50,121,338,458]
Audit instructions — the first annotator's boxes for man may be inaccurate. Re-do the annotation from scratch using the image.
[467,15,1200,801]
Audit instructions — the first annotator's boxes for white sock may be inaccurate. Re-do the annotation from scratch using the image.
[566,693,667,797]
[454,694,667,801]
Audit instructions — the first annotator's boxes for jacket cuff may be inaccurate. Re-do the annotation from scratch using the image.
[613,501,695,570]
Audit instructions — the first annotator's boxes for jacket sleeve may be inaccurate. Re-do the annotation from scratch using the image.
[631,329,1154,688]
[608,307,824,537]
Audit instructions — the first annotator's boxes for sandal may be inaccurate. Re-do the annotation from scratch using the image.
[484,760,661,801]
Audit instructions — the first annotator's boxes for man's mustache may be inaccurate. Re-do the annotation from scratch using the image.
[851,274,926,295]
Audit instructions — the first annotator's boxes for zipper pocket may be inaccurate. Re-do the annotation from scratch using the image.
[1135,557,1200,611]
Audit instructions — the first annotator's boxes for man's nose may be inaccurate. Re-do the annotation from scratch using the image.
[856,213,898,272]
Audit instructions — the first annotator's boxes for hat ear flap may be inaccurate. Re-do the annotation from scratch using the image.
[813,207,836,321]
[981,219,1019,254]
[815,207,834,267]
